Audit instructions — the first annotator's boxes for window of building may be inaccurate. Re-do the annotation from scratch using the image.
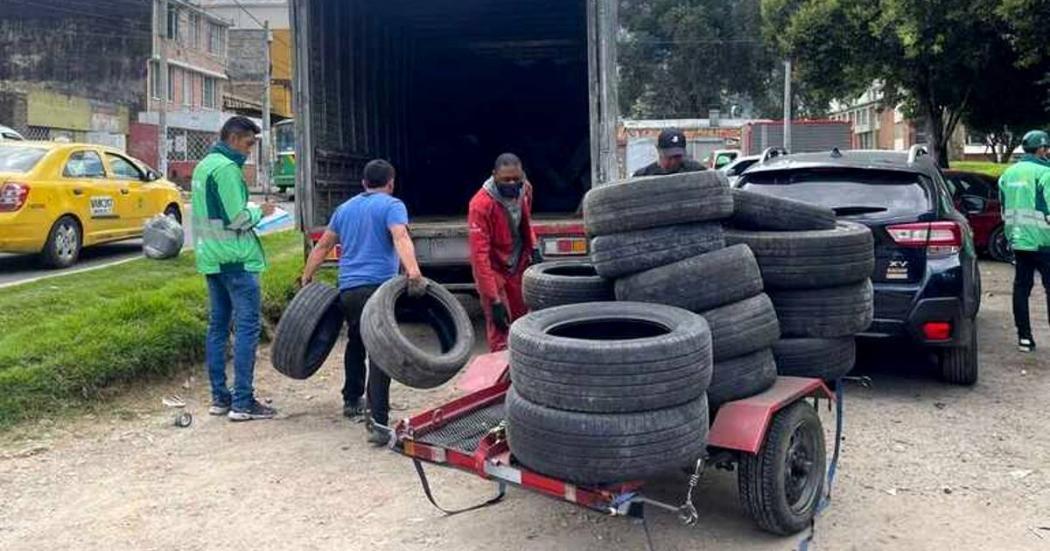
[188,12,201,48]
[166,4,179,40]
[208,23,225,55]
[150,61,161,100]
[203,77,217,109]
[182,70,192,106]
[167,65,175,102]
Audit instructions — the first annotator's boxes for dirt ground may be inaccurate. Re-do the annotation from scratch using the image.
[2,261,1049,551]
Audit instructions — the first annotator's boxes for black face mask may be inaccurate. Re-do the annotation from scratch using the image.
[496,181,523,199]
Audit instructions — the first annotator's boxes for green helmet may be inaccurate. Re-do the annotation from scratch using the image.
[1022,130,1050,153]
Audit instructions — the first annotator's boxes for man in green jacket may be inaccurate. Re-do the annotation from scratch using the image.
[191,116,277,420]
[999,129,1050,352]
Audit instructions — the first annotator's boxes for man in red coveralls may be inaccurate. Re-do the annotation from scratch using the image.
[468,153,542,351]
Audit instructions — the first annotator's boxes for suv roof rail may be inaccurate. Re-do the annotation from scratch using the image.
[908,144,929,164]
[760,147,789,164]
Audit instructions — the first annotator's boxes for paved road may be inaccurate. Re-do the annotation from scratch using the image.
[0,199,293,288]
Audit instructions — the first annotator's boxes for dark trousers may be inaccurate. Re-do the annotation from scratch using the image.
[1013,250,1050,339]
[340,285,391,426]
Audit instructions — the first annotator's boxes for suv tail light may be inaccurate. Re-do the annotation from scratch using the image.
[0,182,29,212]
[887,221,962,257]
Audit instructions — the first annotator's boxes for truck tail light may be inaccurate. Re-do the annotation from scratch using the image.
[0,182,30,212]
[887,221,961,257]
[542,237,587,256]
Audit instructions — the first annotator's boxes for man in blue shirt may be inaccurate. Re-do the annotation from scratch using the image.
[301,159,424,444]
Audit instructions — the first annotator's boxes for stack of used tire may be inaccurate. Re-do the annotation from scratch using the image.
[725,189,875,382]
[586,172,782,407]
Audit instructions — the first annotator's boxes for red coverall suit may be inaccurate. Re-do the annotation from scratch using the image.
[468,183,537,352]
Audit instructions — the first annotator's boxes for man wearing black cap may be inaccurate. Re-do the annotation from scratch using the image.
[633,128,706,177]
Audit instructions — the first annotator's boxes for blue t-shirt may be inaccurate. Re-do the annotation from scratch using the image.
[328,192,409,290]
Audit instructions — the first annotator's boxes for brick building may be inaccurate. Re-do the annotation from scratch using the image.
[828,87,923,151]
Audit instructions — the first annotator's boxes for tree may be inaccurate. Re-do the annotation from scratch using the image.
[762,0,1044,167]
[618,0,777,119]
[963,50,1050,162]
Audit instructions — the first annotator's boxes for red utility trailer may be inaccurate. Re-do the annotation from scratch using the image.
[385,352,842,539]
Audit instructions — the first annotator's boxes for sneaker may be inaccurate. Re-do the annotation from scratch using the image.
[208,402,231,416]
[1019,337,1036,353]
[343,398,367,420]
[366,424,391,447]
[228,400,278,422]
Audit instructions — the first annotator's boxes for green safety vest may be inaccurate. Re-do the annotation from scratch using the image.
[190,143,267,274]
[999,155,1050,253]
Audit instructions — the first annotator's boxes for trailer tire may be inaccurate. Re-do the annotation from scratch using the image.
[583,171,732,236]
[700,294,780,362]
[361,276,475,389]
[709,348,778,407]
[506,388,709,485]
[522,260,614,311]
[272,282,345,380]
[769,280,874,338]
[724,222,874,290]
[729,189,836,231]
[739,401,826,536]
[510,302,712,413]
[772,338,856,381]
[590,222,725,279]
[615,244,763,313]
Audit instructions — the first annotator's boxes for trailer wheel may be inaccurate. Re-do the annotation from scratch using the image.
[738,401,826,536]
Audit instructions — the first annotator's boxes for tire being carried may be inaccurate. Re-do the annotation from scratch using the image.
[361,276,474,389]
[583,171,732,236]
[725,222,874,290]
[272,282,345,380]
[506,388,710,485]
[510,302,712,413]
[522,260,614,311]
[590,222,725,279]
[729,189,836,231]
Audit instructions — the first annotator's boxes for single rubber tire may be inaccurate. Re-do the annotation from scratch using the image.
[769,280,874,338]
[522,260,614,311]
[939,323,978,385]
[590,222,725,279]
[615,244,763,313]
[506,388,709,485]
[739,401,826,536]
[361,276,475,389]
[583,171,733,236]
[724,222,874,290]
[700,294,780,362]
[709,348,778,407]
[41,215,81,269]
[272,282,344,380]
[773,338,856,381]
[730,189,836,231]
[510,302,712,413]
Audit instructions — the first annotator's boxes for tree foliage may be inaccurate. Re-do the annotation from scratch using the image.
[763,0,1047,166]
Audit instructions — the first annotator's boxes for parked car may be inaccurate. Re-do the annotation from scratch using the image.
[704,148,741,169]
[0,141,183,268]
[0,125,25,141]
[943,169,1010,262]
[739,147,981,384]
[721,154,760,187]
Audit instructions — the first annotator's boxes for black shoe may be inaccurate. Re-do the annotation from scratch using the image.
[228,400,277,421]
[343,398,366,420]
[1019,337,1036,353]
[366,423,391,447]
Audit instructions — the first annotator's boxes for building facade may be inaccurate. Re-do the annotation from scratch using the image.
[828,87,922,151]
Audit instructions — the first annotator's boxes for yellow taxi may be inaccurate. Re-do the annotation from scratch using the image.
[0,141,183,268]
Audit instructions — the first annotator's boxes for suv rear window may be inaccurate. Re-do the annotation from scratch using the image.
[0,146,47,173]
[741,169,932,218]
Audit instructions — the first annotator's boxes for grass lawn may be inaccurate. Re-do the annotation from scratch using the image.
[0,231,308,428]
[950,161,1009,179]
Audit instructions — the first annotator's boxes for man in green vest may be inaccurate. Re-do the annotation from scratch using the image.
[191,116,277,420]
[999,130,1050,352]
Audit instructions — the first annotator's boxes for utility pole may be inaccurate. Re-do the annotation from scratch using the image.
[783,59,792,152]
[260,20,272,196]
[157,0,169,177]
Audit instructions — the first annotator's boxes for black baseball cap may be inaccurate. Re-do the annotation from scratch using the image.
[657,128,687,156]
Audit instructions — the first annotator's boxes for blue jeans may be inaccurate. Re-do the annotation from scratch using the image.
[205,271,261,410]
